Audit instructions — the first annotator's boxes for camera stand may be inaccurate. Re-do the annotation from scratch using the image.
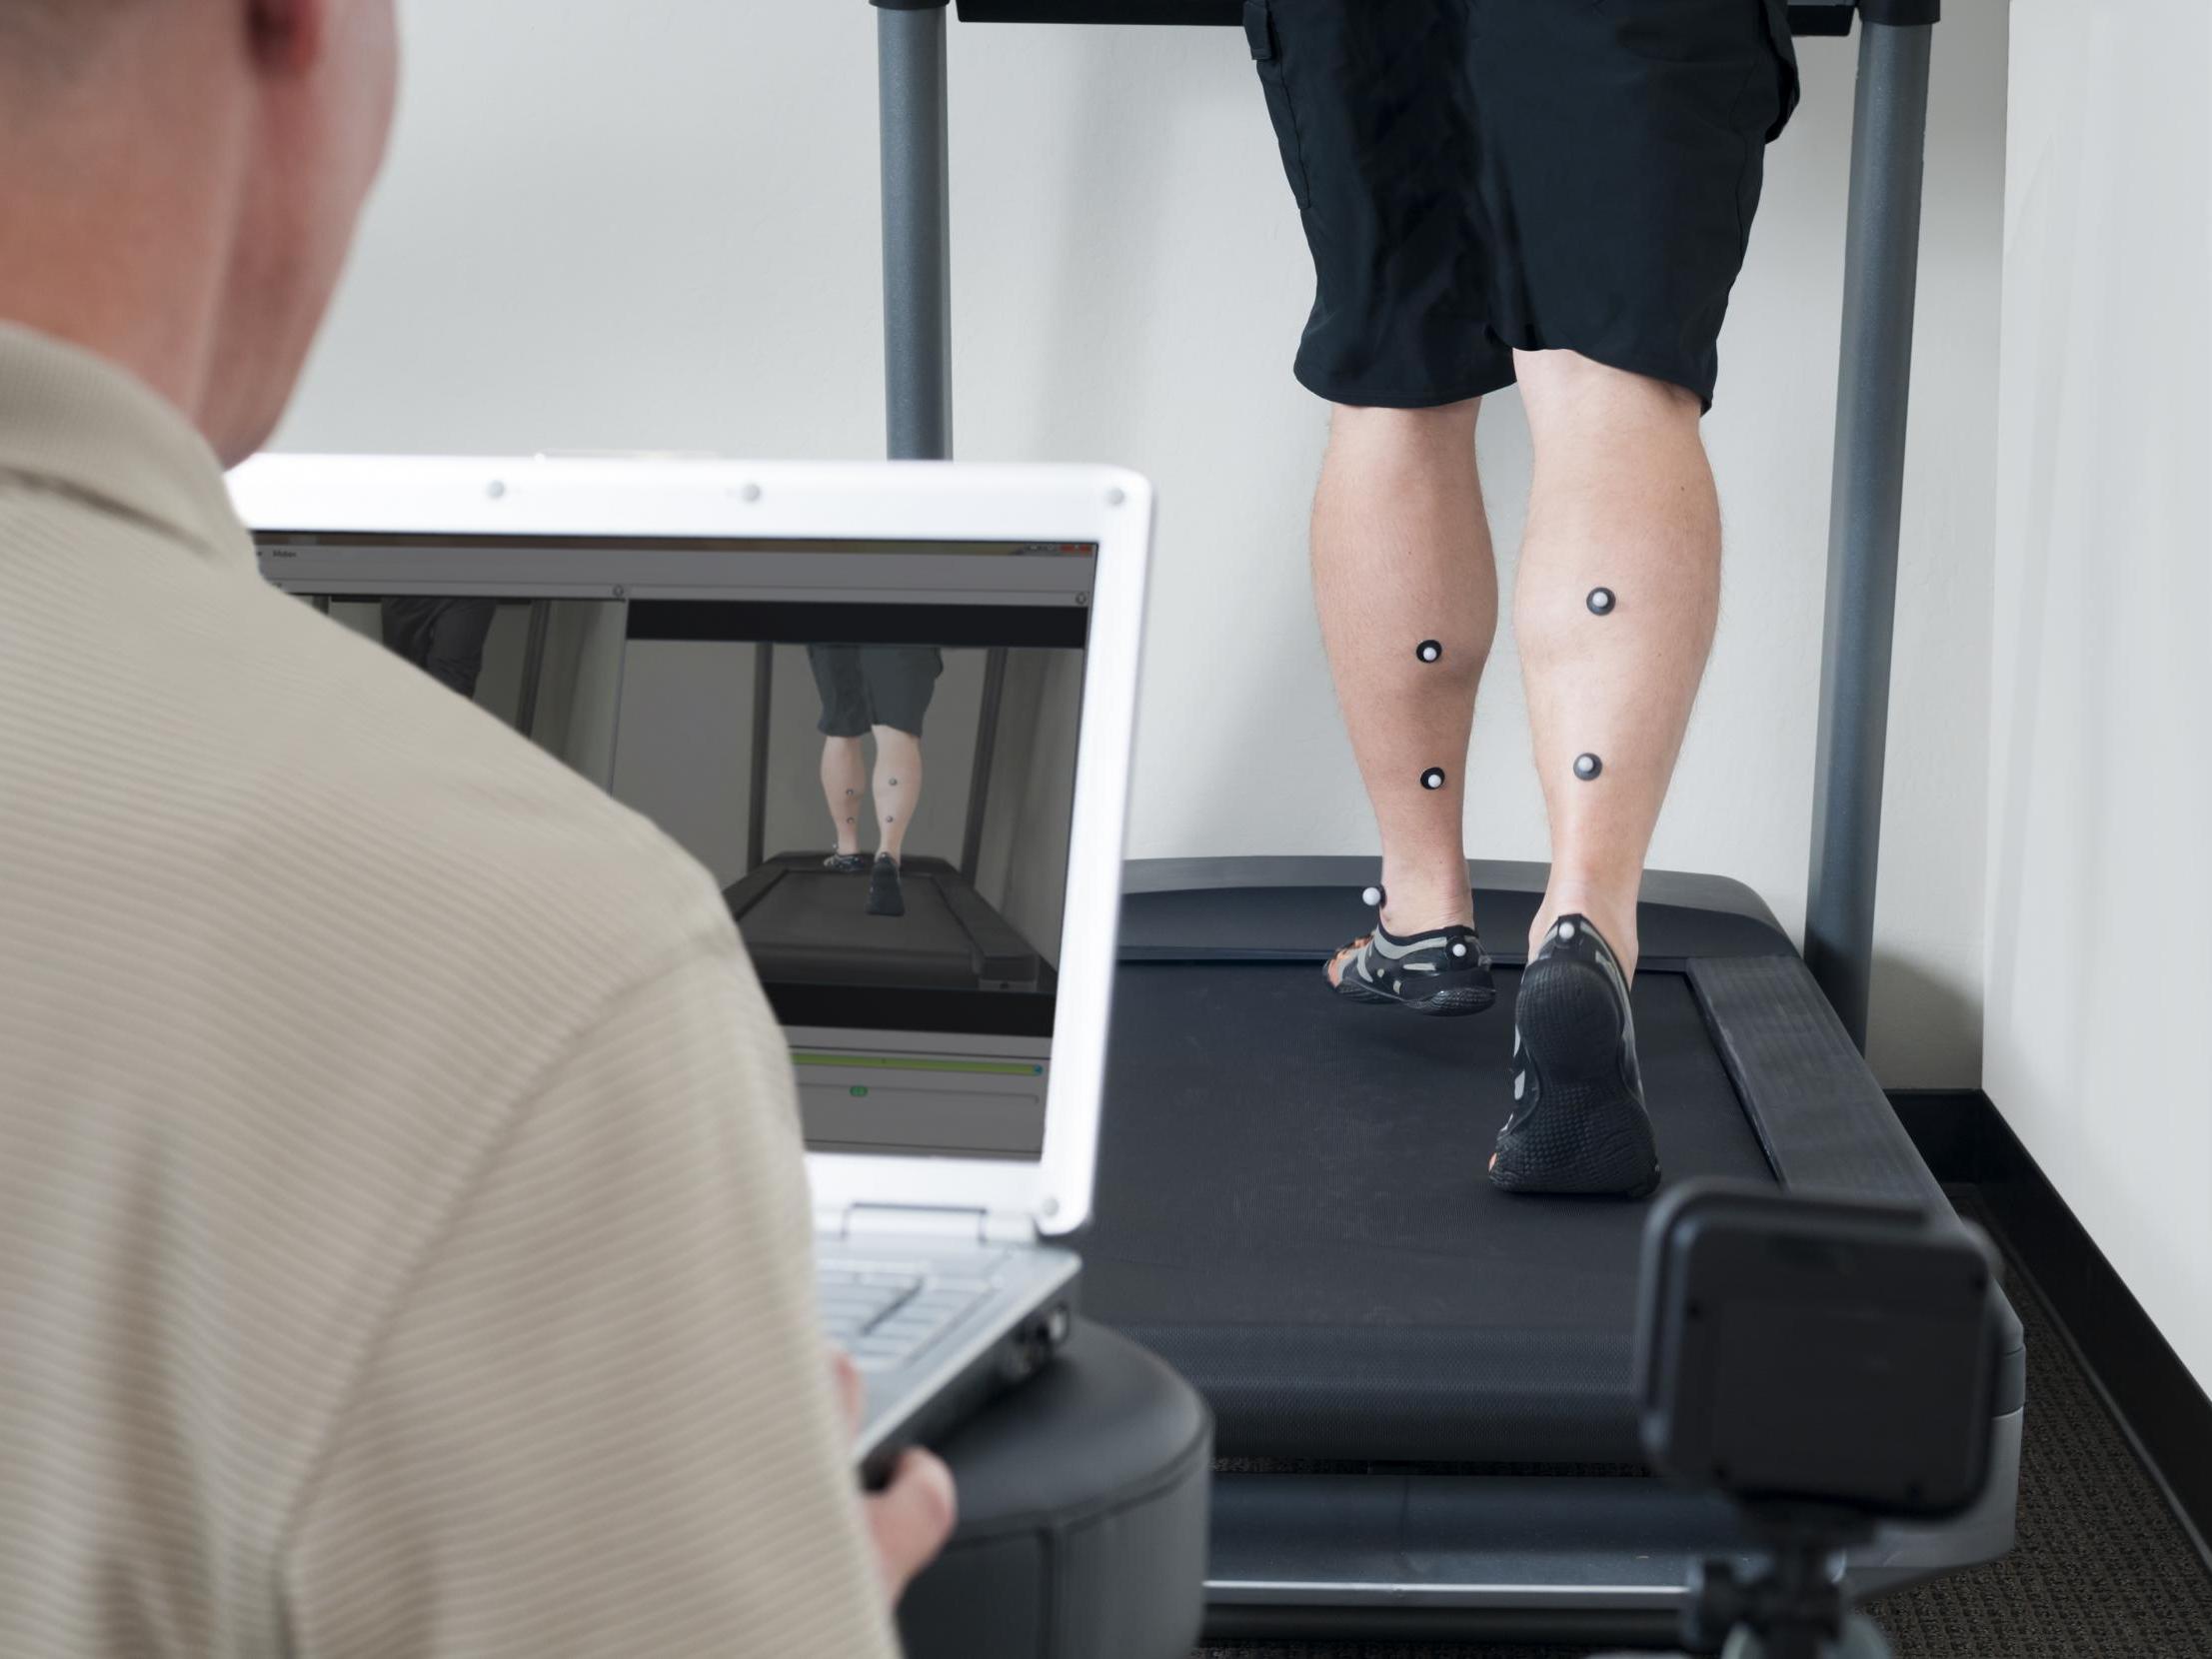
[1682,1504,1893,1659]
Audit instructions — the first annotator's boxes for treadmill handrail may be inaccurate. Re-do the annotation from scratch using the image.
[939,1,1869,35]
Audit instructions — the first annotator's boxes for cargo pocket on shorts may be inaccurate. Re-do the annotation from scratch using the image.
[1244,0,1312,210]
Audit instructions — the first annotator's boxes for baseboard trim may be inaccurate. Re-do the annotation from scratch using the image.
[1888,1087,2212,1571]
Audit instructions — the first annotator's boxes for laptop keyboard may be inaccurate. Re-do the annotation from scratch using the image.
[817,1260,996,1373]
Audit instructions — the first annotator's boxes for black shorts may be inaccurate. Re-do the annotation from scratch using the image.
[1244,0,1799,412]
[807,644,946,739]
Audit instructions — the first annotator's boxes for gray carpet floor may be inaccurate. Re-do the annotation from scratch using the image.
[1197,1197,2212,1658]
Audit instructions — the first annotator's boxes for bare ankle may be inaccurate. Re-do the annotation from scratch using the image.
[1532,887,1639,978]
[1377,865,1476,934]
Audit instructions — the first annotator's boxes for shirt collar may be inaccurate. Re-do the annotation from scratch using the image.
[0,322,255,570]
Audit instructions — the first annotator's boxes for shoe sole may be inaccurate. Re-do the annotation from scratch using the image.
[867,880,905,917]
[1489,955,1659,1198]
[1334,975,1497,1016]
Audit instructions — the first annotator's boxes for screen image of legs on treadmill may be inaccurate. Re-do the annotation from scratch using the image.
[610,626,1083,1161]
[299,587,1083,1161]
[616,636,1079,1006]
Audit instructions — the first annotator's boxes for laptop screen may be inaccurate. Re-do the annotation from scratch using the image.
[270,533,1097,1167]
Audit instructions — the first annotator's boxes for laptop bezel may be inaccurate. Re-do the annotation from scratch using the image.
[228,453,1149,1238]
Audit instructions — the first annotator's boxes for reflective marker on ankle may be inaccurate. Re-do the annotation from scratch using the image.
[1421,768,1446,791]
[1587,588,1616,616]
[1361,885,1384,908]
[1574,753,1602,781]
[1416,640,1442,663]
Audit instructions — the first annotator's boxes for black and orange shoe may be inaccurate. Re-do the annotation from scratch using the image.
[1326,885,1496,1017]
[1488,914,1660,1198]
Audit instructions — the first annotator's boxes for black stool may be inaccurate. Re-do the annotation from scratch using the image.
[899,1322,1212,1659]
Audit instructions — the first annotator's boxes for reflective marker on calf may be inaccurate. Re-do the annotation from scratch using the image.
[1574,753,1603,781]
[1421,768,1446,791]
[1416,640,1442,663]
[1587,588,1616,616]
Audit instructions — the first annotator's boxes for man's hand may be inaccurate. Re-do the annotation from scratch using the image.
[832,1351,959,1603]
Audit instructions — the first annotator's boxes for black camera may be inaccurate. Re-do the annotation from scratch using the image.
[1604,1182,2009,1659]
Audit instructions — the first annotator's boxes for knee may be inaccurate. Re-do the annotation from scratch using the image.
[1514,350,1699,430]
[1328,398,1480,463]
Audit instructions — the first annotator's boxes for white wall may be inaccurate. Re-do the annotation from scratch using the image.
[1984,0,2212,1392]
[276,0,2010,1081]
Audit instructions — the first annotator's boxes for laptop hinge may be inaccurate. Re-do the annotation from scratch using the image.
[831,1204,1035,1245]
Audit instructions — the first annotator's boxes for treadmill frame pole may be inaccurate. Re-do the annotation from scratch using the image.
[873,1,1932,1050]
[879,1,955,464]
[1804,17,1934,1051]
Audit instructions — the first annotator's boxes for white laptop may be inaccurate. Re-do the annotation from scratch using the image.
[228,455,1152,1474]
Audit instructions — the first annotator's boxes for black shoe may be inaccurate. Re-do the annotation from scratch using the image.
[1327,884,1496,1016]
[867,853,906,917]
[1488,915,1659,1198]
[823,852,869,874]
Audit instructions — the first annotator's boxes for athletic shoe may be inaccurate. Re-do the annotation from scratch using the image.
[867,852,906,917]
[1488,914,1660,1198]
[823,852,870,874]
[1327,885,1496,1016]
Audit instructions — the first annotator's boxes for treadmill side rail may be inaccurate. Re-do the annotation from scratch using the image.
[1200,1408,2020,1642]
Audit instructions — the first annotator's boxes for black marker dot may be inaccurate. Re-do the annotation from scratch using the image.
[1421,768,1446,791]
[1587,588,1616,616]
[890,779,900,787]
[1574,753,1602,781]
[1416,640,1442,664]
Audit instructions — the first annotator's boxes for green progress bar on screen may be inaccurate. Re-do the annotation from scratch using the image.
[792,1053,1045,1078]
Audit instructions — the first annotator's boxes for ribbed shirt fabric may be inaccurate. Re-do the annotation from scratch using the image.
[0,325,900,1659]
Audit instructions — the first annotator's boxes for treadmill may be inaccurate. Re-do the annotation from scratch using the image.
[652,615,1050,994]
[867,0,2021,1644]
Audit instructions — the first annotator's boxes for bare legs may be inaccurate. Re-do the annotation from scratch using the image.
[820,729,925,862]
[1313,400,1496,979]
[1512,353,1719,981]
[1312,354,1721,984]
[872,728,922,863]
[822,737,867,855]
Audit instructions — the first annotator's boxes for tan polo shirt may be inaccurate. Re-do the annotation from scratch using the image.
[0,325,899,1659]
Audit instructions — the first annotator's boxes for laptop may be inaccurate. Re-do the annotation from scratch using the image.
[229,455,1153,1474]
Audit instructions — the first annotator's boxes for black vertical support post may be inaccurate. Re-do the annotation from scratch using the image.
[962,647,1009,881]
[878,0,955,462]
[1805,9,1935,1050]
[747,645,774,873]
[517,599,552,741]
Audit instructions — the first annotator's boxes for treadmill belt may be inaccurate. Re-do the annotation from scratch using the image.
[740,866,978,986]
[728,857,1045,991]
[1084,961,1776,1463]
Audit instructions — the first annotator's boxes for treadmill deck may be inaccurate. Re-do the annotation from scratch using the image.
[1085,861,2016,1468]
[1086,960,1772,1463]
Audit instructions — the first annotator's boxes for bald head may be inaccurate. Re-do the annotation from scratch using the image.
[0,0,399,464]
